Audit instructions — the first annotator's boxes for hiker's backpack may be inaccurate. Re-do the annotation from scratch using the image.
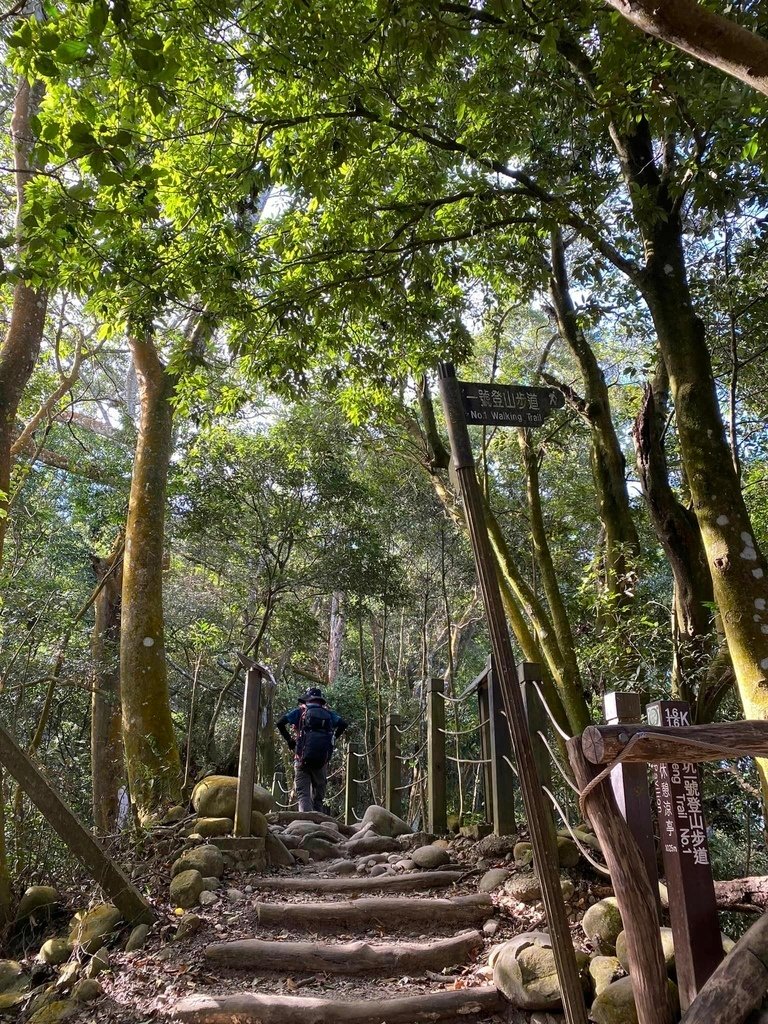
[298,703,334,769]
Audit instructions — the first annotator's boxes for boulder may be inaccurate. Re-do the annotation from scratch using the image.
[265,832,294,867]
[201,877,221,891]
[478,868,510,892]
[514,841,534,867]
[175,913,202,940]
[370,864,391,877]
[493,936,589,1010]
[250,810,269,838]
[505,875,573,904]
[302,836,340,860]
[327,860,358,875]
[616,927,675,973]
[28,999,76,1024]
[162,805,188,823]
[84,947,109,979]
[68,904,122,954]
[191,776,275,819]
[192,817,233,838]
[582,898,623,955]
[199,891,218,906]
[171,844,224,880]
[39,939,73,965]
[0,958,26,991]
[476,834,518,858]
[459,822,493,841]
[589,956,625,996]
[411,844,451,869]
[556,836,580,868]
[16,885,60,922]
[170,869,204,910]
[359,804,412,838]
[72,979,103,1003]
[396,858,416,871]
[590,976,679,1024]
[124,924,150,953]
[343,835,400,857]
[292,849,311,864]
[559,827,601,853]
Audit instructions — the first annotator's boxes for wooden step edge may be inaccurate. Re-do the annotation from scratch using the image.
[203,929,483,975]
[249,869,465,893]
[173,984,504,1023]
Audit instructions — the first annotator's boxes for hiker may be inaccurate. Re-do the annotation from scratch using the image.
[276,687,348,813]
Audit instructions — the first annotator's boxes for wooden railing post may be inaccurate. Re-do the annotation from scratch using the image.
[487,658,516,836]
[344,740,358,826]
[518,662,553,801]
[477,659,494,827]
[603,691,660,917]
[385,713,402,818]
[646,699,723,1010]
[234,666,262,837]
[427,677,447,834]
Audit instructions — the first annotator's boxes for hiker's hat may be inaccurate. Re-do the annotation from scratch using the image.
[304,686,326,703]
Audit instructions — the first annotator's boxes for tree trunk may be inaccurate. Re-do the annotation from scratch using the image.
[120,331,181,823]
[0,75,47,568]
[604,0,768,97]
[547,227,639,610]
[328,591,345,685]
[633,376,716,706]
[519,428,584,700]
[91,537,125,833]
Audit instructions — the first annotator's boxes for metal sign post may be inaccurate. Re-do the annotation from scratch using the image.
[437,362,587,1024]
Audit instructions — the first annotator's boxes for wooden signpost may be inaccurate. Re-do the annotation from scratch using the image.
[234,664,263,837]
[603,692,659,915]
[646,700,723,1009]
[385,713,402,819]
[438,362,587,1024]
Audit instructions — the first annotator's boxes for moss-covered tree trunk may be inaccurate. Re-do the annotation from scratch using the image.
[91,538,124,832]
[642,223,768,773]
[547,228,639,610]
[120,331,181,823]
[0,76,47,568]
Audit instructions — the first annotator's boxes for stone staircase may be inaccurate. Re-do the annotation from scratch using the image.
[171,812,508,1024]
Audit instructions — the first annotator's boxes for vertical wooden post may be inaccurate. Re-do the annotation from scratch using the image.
[344,740,358,826]
[568,737,674,1024]
[646,700,723,1010]
[477,664,494,827]
[385,713,402,818]
[518,662,553,797]
[427,677,447,834]
[603,691,660,917]
[487,658,516,836]
[234,667,262,837]
[438,363,587,1024]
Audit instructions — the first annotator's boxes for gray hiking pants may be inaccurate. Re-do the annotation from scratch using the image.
[295,763,327,813]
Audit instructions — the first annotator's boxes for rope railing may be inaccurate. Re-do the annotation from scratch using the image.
[352,735,385,757]
[538,730,580,794]
[543,785,610,877]
[531,679,573,742]
[396,738,427,761]
[502,754,519,776]
[394,715,420,735]
[395,776,425,791]
[439,719,489,737]
[446,754,491,765]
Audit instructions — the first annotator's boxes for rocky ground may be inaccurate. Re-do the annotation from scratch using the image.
[0,777,740,1024]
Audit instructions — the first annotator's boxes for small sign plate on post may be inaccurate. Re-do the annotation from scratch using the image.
[459,382,565,427]
[646,700,722,1009]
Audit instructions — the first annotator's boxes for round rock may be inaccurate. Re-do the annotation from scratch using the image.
[582,898,623,955]
[171,844,224,880]
[478,868,510,892]
[411,844,451,869]
[170,869,204,910]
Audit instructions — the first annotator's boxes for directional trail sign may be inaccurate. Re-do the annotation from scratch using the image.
[459,381,565,427]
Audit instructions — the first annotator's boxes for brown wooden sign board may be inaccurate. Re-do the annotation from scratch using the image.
[459,381,565,428]
[646,700,723,1009]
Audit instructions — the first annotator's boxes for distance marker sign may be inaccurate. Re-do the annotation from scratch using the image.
[459,382,565,427]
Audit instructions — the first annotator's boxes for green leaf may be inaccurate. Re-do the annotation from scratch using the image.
[132,48,165,72]
[89,0,109,37]
[34,55,59,77]
[55,40,89,64]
